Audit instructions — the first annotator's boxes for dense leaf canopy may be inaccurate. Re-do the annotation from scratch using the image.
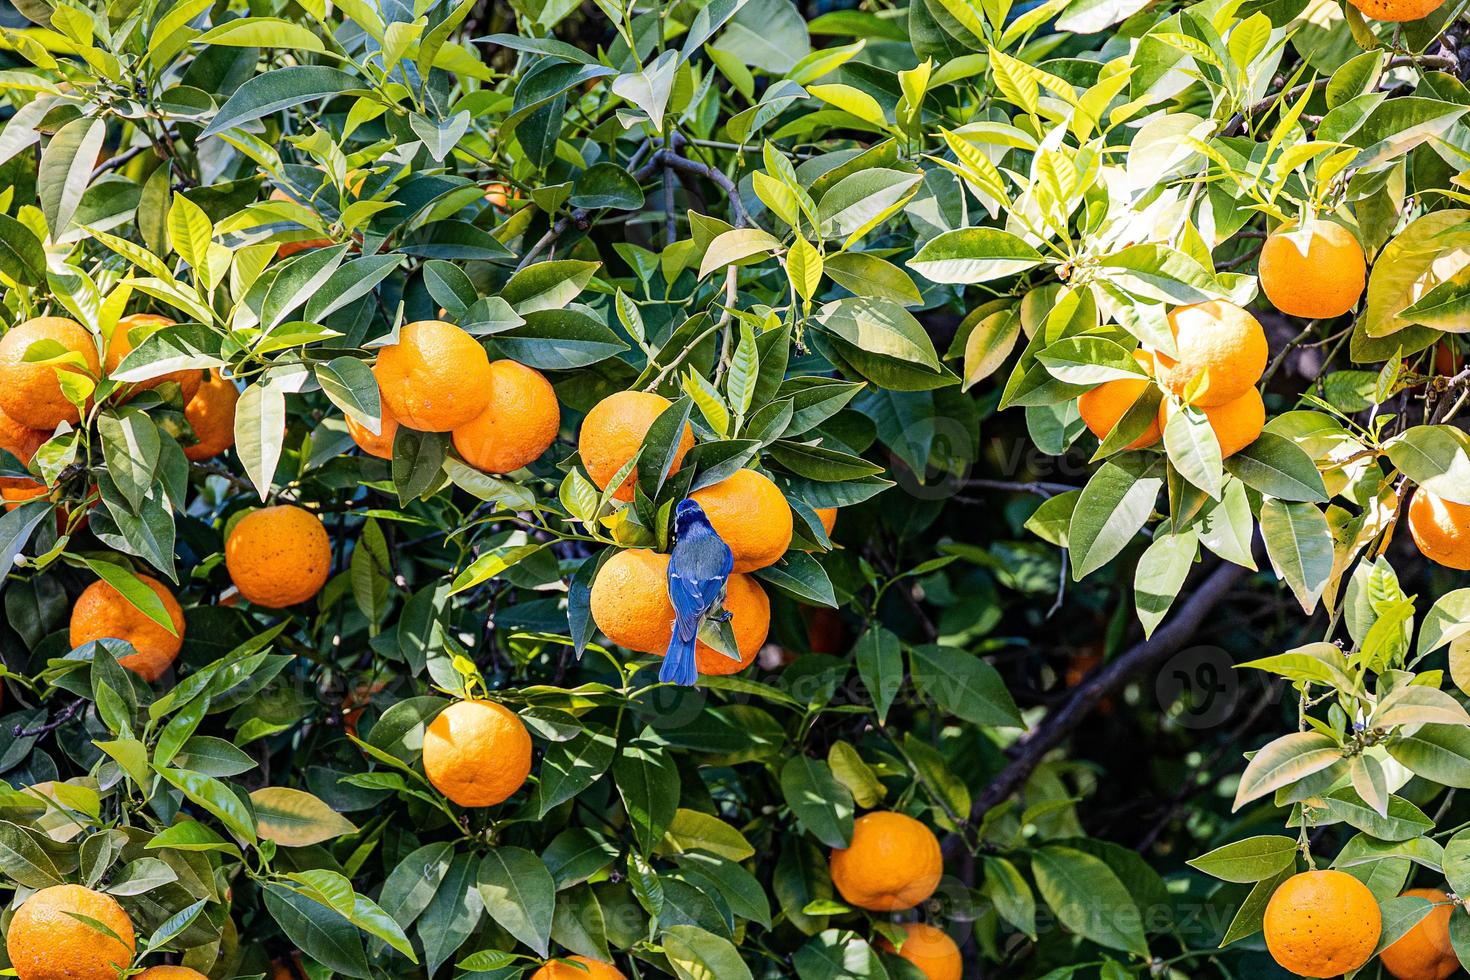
[1,0,1470,977]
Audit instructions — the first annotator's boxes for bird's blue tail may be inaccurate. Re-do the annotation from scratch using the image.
[661,632,699,686]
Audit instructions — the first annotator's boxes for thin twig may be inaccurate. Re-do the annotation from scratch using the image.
[13,698,84,738]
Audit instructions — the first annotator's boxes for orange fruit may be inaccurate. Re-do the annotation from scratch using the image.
[578,391,695,502]
[225,504,332,607]
[484,183,513,209]
[451,360,561,473]
[136,969,208,980]
[5,883,136,980]
[69,573,186,681]
[1408,489,1470,570]
[1260,221,1367,319]
[0,404,49,490]
[876,923,962,980]
[422,699,532,807]
[589,548,769,676]
[816,507,838,536]
[182,370,239,462]
[104,313,201,402]
[374,320,492,431]
[829,811,943,912]
[1079,351,1162,450]
[2,481,50,510]
[529,956,626,980]
[1158,386,1264,459]
[1263,869,1381,978]
[0,317,101,429]
[346,400,399,460]
[1380,888,1459,980]
[1347,0,1444,19]
[688,468,793,572]
[270,188,333,257]
[1150,301,1267,408]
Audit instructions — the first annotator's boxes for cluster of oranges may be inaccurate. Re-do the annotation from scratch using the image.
[828,811,961,979]
[1263,869,1464,980]
[1077,299,1268,460]
[346,319,560,475]
[0,314,239,513]
[576,388,833,680]
[1078,220,1369,461]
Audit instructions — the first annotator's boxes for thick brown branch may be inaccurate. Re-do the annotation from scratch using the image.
[944,557,1250,856]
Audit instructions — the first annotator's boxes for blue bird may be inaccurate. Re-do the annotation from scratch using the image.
[662,498,734,686]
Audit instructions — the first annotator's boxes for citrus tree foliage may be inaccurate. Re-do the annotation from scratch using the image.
[0,0,1469,976]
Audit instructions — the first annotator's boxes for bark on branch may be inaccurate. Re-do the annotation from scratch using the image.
[944,557,1251,856]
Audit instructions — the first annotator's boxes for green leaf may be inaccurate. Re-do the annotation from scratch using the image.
[1032,846,1148,956]
[38,116,104,237]
[1259,500,1333,614]
[614,743,681,854]
[660,924,754,980]
[909,227,1044,284]
[854,626,903,723]
[779,757,854,849]
[475,847,555,957]
[1068,454,1164,579]
[201,66,363,139]
[909,643,1023,727]
[1232,732,1343,810]
[251,787,358,846]
[1186,836,1298,883]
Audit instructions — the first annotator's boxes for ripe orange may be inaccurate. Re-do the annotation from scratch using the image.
[529,956,626,980]
[1380,888,1458,980]
[225,504,332,607]
[270,188,333,257]
[374,320,492,431]
[1263,870,1381,978]
[0,317,102,429]
[1347,0,1444,19]
[1407,489,1470,570]
[5,883,136,980]
[451,360,561,473]
[422,699,532,807]
[876,923,962,980]
[105,313,201,402]
[688,468,793,572]
[182,370,239,462]
[69,574,186,682]
[2,481,50,510]
[1079,351,1162,450]
[484,182,514,209]
[1158,386,1264,459]
[829,811,944,912]
[346,400,399,460]
[578,391,695,502]
[1150,301,1267,408]
[589,548,770,676]
[0,404,48,490]
[1260,221,1367,319]
[136,969,208,980]
[816,507,838,536]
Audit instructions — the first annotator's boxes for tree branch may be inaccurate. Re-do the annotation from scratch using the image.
[944,557,1250,856]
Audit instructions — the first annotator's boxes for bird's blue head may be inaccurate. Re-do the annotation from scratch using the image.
[673,497,710,538]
